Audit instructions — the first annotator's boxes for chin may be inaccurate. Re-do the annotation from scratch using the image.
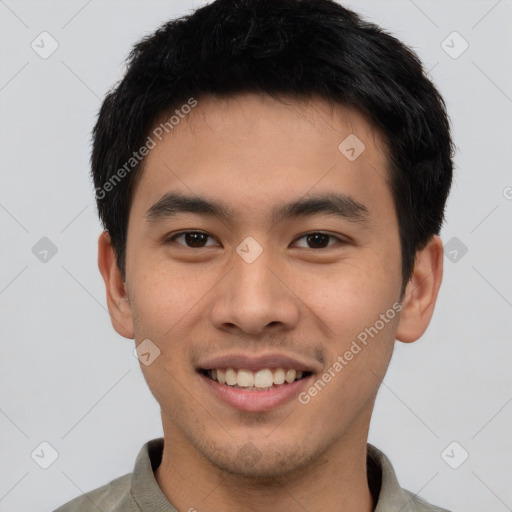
[200,440,319,480]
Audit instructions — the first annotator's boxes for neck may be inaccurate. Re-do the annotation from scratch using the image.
[155,418,374,512]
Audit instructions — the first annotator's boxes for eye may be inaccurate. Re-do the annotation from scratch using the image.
[293,232,343,249]
[165,231,219,248]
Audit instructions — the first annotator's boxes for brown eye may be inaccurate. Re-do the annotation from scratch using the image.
[167,231,218,248]
[306,233,330,248]
[293,232,342,249]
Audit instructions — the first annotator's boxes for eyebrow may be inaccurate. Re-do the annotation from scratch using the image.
[145,191,369,225]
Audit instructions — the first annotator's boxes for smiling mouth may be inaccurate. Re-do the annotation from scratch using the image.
[200,368,312,391]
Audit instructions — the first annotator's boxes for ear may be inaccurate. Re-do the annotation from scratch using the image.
[97,231,134,339]
[396,235,444,343]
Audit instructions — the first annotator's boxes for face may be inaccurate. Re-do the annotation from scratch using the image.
[110,94,409,477]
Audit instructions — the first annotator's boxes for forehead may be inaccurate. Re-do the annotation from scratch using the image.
[171,93,386,159]
[130,93,392,223]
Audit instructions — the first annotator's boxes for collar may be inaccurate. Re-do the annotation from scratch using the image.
[129,438,437,511]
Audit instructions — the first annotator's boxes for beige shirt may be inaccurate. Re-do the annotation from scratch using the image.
[54,438,450,511]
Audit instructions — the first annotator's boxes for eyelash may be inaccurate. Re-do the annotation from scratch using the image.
[164,231,345,249]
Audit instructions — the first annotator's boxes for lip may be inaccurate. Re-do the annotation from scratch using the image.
[196,352,322,373]
[199,371,313,412]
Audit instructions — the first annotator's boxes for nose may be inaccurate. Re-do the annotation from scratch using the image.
[208,246,301,336]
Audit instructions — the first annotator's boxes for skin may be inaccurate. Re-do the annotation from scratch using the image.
[98,93,443,511]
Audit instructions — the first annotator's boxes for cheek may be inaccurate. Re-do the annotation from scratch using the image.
[128,265,203,412]
[297,255,402,342]
[129,258,213,338]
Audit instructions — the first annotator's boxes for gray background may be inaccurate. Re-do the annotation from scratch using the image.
[1,1,511,510]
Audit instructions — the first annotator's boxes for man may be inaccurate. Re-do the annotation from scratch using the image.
[55,0,453,510]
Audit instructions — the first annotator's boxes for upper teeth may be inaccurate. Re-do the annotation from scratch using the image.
[209,368,304,389]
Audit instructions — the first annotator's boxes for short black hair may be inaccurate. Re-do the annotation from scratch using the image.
[91,0,454,293]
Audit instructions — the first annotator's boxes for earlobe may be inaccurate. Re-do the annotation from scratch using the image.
[396,235,444,343]
[97,231,135,339]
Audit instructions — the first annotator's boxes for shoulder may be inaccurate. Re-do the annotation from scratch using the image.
[53,473,136,512]
[367,444,452,512]
[402,489,452,512]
